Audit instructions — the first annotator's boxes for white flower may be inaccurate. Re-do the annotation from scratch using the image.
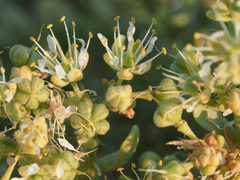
[30,16,92,85]
[98,16,166,80]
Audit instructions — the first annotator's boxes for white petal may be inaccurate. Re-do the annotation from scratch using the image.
[55,65,66,79]
[76,38,86,50]
[198,61,212,82]
[34,147,40,155]
[97,33,107,46]
[78,50,88,70]
[38,59,46,69]
[186,100,199,113]
[56,162,64,178]
[5,90,13,102]
[9,78,22,83]
[196,49,204,65]
[47,35,58,54]
[145,36,157,56]
[65,105,77,118]
[11,178,27,180]
[127,21,135,45]
[27,163,40,175]
[57,138,76,151]
[223,108,232,116]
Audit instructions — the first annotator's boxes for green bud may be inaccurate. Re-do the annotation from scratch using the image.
[138,151,161,169]
[27,50,41,70]
[95,119,110,135]
[17,78,31,93]
[200,164,217,176]
[153,98,183,128]
[59,151,79,169]
[91,104,109,122]
[15,91,30,105]
[53,158,72,171]
[6,101,30,121]
[9,45,31,67]
[10,65,33,81]
[31,77,44,93]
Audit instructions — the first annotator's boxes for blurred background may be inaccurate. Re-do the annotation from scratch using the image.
[0,0,220,178]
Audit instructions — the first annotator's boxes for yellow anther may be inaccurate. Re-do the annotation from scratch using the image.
[172,43,177,49]
[48,82,54,88]
[152,18,157,25]
[103,38,108,46]
[30,62,35,68]
[72,43,78,48]
[72,21,76,27]
[0,67,5,74]
[131,65,135,72]
[30,36,36,42]
[34,46,38,51]
[62,125,66,132]
[114,26,118,32]
[66,91,75,97]
[60,16,66,22]
[148,85,152,91]
[152,29,157,35]
[47,24,53,29]
[38,155,43,159]
[194,32,201,40]
[162,47,167,55]
[162,113,167,120]
[21,139,26,144]
[117,167,124,171]
[89,31,93,38]
[114,16,121,21]
[141,49,146,56]
[158,160,162,168]
[156,65,161,70]
[52,54,57,60]
[186,43,192,52]
[131,163,136,168]
[131,17,136,24]
[120,45,126,50]
[70,57,74,64]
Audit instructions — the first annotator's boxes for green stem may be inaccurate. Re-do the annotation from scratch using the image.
[71,82,82,99]
[234,115,240,142]
[1,154,21,180]
[116,79,123,86]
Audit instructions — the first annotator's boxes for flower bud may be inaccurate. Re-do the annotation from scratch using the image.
[138,151,161,169]
[6,101,30,121]
[10,65,33,81]
[201,164,217,176]
[117,69,133,81]
[95,119,110,135]
[59,151,79,169]
[106,85,132,112]
[9,45,31,67]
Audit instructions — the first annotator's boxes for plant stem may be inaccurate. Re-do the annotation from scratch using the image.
[2,154,21,180]
[71,82,82,99]
[234,115,240,142]
[116,79,123,86]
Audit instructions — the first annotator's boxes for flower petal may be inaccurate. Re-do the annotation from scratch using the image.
[55,65,66,79]
[57,138,76,151]
[65,105,77,118]
[47,35,58,54]
[127,21,135,46]
[27,163,40,175]
[56,162,64,178]
[145,36,157,56]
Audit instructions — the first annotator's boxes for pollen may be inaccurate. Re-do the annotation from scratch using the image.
[172,43,177,49]
[131,163,136,168]
[194,32,201,40]
[186,43,192,52]
[114,26,118,32]
[117,167,124,171]
[52,54,57,60]
[0,67,5,74]
[156,65,161,70]
[158,160,163,167]
[89,32,93,38]
[30,36,36,42]
[162,47,167,55]
[47,24,53,29]
[152,18,157,25]
[72,43,78,48]
[131,17,136,24]
[103,38,108,46]
[30,62,35,67]
[70,57,74,64]
[72,21,76,27]
[152,29,157,35]
[131,65,135,72]
[60,16,66,22]
[34,46,38,51]
[120,45,126,50]
[114,16,121,21]
[141,49,146,56]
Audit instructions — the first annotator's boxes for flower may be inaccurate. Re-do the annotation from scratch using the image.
[30,16,92,87]
[98,16,166,80]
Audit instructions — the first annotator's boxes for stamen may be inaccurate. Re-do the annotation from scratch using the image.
[152,18,157,25]
[30,36,36,42]
[70,57,74,64]
[158,160,162,167]
[89,32,93,38]
[194,32,201,40]
[52,54,58,60]
[72,21,76,27]
[131,163,136,168]
[103,38,108,46]
[156,65,161,70]
[117,167,124,171]
[162,47,167,55]
[30,62,35,67]
[114,26,118,32]
[34,46,38,51]
[72,43,78,48]
[131,65,135,72]
[162,72,185,83]
[60,16,66,22]
[152,29,157,35]
[47,24,53,29]
[148,85,152,91]
[141,49,146,56]
[120,45,126,50]
[172,43,177,49]
[131,17,136,24]
[186,43,192,52]
[114,16,121,21]
[0,67,5,74]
